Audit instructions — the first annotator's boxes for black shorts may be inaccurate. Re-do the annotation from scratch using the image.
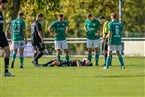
[0,33,9,48]
[32,42,45,51]
[102,38,108,51]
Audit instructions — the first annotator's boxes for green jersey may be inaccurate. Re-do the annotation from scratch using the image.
[84,18,102,40]
[108,20,123,45]
[50,20,68,41]
[11,18,26,41]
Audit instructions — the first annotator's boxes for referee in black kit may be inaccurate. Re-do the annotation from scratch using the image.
[0,0,14,77]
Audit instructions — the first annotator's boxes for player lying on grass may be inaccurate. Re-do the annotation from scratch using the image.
[34,58,93,67]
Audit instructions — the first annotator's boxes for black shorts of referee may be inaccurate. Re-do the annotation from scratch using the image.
[0,32,9,48]
[102,37,108,52]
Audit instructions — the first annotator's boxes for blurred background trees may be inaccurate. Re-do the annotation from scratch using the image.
[3,0,144,54]
[4,0,145,38]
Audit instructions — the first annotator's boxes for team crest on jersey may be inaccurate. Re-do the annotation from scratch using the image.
[93,23,96,26]
[62,23,65,26]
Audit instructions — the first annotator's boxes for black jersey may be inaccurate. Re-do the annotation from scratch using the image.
[0,11,4,33]
[31,20,42,44]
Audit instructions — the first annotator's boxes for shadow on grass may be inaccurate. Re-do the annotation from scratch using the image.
[96,74,145,78]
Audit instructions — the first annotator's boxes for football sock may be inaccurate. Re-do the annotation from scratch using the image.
[106,56,111,68]
[110,55,112,65]
[34,52,38,64]
[20,56,24,65]
[118,55,124,66]
[65,55,69,61]
[34,52,43,64]
[104,54,107,64]
[12,54,16,61]
[45,60,54,66]
[88,54,92,61]
[95,52,99,65]
[56,54,61,60]
[4,57,9,73]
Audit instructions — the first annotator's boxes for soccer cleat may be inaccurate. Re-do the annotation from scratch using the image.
[96,64,99,66]
[121,66,125,69]
[4,72,15,77]
[31,60,40,67]
[102,64,106,66]
[20,65,24,68]
[103,66,108,69]
[11,61,14,68]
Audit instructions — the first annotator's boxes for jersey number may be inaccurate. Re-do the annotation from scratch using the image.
[13,22,20,33]
[115,25,119,35]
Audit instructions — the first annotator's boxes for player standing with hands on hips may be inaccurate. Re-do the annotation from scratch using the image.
[48,14,69,62]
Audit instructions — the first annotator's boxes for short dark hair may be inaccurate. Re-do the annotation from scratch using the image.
[37,13,44,18]
[58,14,63,17]
[87,13,93,18]
[0,0,7,3]
[99,16,106,20]
[18,11,24,17]
[111,13,117,19]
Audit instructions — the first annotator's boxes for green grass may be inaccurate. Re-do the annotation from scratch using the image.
[0,57,145,97]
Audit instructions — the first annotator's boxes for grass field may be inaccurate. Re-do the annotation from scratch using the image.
[0,57,145,97]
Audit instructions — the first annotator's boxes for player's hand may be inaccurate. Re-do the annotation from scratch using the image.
[107,42,110,46]
[25,39,27,44]
[95,32,100,36]
[101,39,104,43]
[53,33,58,37]
[85,30,88,32]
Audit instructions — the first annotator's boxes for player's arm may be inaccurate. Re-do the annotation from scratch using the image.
[96,20,103,36]
[22,21,27,44]
[22,30,27,44]
[107,31,111,46]
[84,20,88,32]
[36,23,44,43]
[48,22,58,37]
[65,25,69,35]
[9,22,13,43]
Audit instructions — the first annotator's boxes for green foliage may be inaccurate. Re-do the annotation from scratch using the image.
[4,0,145,38]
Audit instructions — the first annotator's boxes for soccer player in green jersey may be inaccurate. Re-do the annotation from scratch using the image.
[48,14,69,62]
[84,13,102,66]
[103,13,125,69]
[10,11,27,68]
[99,16,112,66]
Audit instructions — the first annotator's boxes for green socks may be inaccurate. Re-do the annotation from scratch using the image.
[20,56,24,65]
[56,55,61,60]
[106,56,111,68]
[88,54,92,61]
[118,55,124,66]
[65,55,69,61]
[12,54,16,61]
[95,53,99,65]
